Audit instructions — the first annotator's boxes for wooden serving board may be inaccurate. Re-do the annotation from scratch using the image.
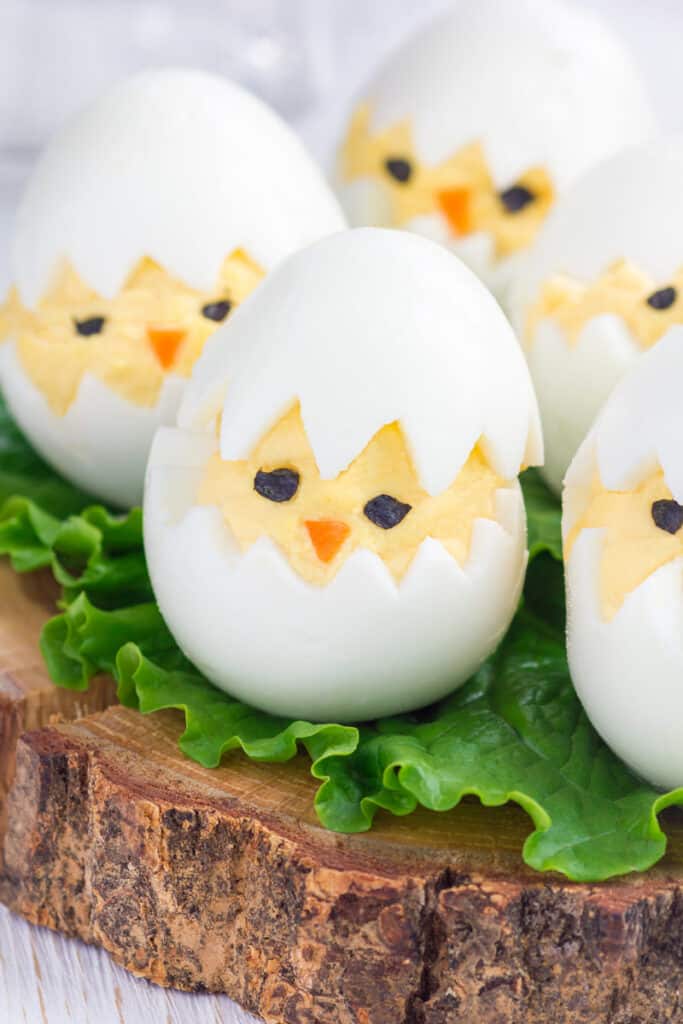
[2,560,683,1023]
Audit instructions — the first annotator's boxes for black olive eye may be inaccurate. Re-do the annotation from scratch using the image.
[651,499,683,534]
[202,299,232,322]
[364,494,412,529]
[646,286,677,311]
[499,184,535,214]
[384,157,413,184]
[74,316,106,336]
[254,468,300,503]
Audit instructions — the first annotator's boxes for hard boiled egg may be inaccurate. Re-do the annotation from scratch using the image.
[0,68,344,506]
[144,228,542,722]
[335,0,653,301]
[511,137,683,494]
[564,332,683,789]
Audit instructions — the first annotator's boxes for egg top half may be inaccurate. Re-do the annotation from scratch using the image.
[0,69,345,505]
[1,68,345,409]
[144,229,542,720]
[336,0,653,296]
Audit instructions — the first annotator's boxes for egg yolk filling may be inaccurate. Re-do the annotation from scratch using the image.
[565,468,683,620]
[526,260,683,351]
[0,251,264,415]
[341,104,554,259]
[198,404,507,586]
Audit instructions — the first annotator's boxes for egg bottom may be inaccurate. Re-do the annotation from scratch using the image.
[2,341,184,507]
[567,528,683,790]
[144,425,528,722]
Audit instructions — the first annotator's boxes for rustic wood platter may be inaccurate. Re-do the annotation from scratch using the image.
[2,559,683,1024]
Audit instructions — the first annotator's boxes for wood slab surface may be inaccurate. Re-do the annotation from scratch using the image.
[0,562,116,872]
[2,558,683,1023]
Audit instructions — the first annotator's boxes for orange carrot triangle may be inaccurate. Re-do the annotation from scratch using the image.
[147,327,186,369]
[305,520,350,563]
[437,188,472,235]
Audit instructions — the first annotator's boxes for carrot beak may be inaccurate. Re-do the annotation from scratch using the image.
[146,327,186,369]
[436,187,472,236]
[305,519,350,563]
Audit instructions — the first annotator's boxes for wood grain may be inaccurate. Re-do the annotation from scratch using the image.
[0,562,117,873]
[3,559,683,1022]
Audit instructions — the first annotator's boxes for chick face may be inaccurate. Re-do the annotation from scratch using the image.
[564,466,683,621]
[341,105,554,261]
[526,261,683,352]
[198,403,504,586]
[2,250,263,416]
[521,261,683,494]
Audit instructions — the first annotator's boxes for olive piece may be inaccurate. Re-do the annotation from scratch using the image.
[651,498,683,534]
[499,184,535,213]
[254,468,300,503]
[201,300,232,322]
[384,158,413,183]
[646,286,677,311]
[364,494,412,529]
[74,316,106,336]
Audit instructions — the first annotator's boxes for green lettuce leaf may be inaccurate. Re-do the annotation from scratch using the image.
[3,397,682,884]
[520,467,563,561]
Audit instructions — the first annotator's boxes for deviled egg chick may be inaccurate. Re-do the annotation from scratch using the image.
[144,229,542,722]
[564,332,683,789]
[511,138,683,494]
[0,69,344,506]
[336,0,653,300]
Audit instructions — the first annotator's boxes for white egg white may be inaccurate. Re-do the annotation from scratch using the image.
[564,332,683,789]
[5,68,345,505]
[336,0,654,297]
[511,137,683,494]
[145,228,542,721]
[2,343,184,507]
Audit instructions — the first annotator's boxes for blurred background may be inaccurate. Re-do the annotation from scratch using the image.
[0,0,681,288]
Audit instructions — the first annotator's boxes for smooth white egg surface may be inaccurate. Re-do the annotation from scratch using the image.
[564,332,683,789]
[0,68,345,506]
[335,0,654,301]
[511,136,683,494]
[145,228,542,722]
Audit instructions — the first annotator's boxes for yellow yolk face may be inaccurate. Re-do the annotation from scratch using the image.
[341,105,554,259]
[526,260,683,351]
[0,251,264,415]
[198,404,506,585]
[0,287,30,344]
[565,468,683,620]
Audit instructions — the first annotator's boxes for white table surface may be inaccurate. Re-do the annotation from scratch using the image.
[2,1,683,1021]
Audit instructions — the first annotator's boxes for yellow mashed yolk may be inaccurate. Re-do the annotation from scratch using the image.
[565,468,683,620]
[198,404,507,586]
[341,104,554,258]
[525,260,683,351]
[0,250,263,416]
[0,287,30,344]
